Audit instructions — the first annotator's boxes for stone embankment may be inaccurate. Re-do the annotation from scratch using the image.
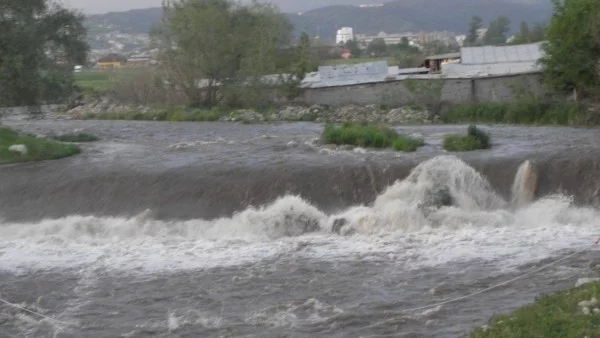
[60,99,437,124]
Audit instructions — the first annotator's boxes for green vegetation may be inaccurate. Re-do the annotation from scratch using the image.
[153,0,296,108]
[0,128,81,163]
[52,133,100,142]
[392,136,425,152]
[540,0,600,96]
[0,0,88,109]
[74,71,118,95]
[322,123,424,152]
[443,125,491,152]
[440,101,583,125]
[470,282,600,338]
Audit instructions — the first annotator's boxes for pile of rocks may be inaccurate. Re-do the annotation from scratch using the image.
[219,110,265,123]
[66,98,146,117]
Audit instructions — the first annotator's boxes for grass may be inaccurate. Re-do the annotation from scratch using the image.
[440,101,584,125]
[51,133,100,142]
[443,125,491,152]
[322,122,424,152]
[470,282,600,338]
[0,128,81,163]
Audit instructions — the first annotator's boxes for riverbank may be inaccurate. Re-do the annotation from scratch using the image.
[54,97,599,126]
[471,281,600,338]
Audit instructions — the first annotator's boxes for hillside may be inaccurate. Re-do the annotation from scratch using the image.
[288,0,553,38]
[83,0,552,50]
[86,8,163,35]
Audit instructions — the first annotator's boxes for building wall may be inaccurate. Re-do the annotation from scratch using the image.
[302,72,544,107]
[98,62,123,69]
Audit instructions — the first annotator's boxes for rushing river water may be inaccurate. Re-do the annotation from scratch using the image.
[1,120,600,338]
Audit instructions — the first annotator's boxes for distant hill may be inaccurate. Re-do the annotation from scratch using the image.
[86,8,163,35]
[83,0,552,42]
[288,0,553,38]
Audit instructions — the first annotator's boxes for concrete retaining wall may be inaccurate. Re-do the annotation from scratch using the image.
[302,72,544,107]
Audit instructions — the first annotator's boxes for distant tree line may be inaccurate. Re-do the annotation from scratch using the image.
[464,15,547,47]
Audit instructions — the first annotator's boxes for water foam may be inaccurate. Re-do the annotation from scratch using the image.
[0,155,598,274]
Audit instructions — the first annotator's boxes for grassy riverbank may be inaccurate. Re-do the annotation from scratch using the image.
[440,101,586,125]
[470,281,600,338]
[0,128,81,163]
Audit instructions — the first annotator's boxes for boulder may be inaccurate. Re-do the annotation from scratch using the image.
[8,144,28,155]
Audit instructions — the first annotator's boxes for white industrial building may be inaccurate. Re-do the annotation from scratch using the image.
[336,27,354,44]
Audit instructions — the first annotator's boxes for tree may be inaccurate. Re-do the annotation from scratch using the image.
[367,38,388,57]
[343,39,362,58]
[154,0,293,107]
[0,0,88,110]
[465,16,483,46]
[483,16,510,45]
[540,0,600,96]
[511,21,547,45]
[292,32,318,81]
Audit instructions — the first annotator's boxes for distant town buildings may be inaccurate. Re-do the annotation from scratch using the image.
[336,27,354,44]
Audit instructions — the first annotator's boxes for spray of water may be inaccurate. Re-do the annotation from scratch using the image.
[0,155,595,275]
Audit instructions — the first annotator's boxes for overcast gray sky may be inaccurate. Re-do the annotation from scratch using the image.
[60,0,390,14]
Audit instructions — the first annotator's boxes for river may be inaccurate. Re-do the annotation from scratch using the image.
[0,120,599,338]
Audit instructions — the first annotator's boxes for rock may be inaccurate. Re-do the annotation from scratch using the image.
[331,218,347,234]
[575,278,600,287]
[275,106,303,120]
[582,307,591,315]
[594,308,600,314]
[8,144,28,155]
[224,110,264,123]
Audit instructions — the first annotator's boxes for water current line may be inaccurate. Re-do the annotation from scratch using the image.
[354,243,598,336]
[0,297,72,327]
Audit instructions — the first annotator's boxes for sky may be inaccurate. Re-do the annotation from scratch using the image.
[60,0,391,14]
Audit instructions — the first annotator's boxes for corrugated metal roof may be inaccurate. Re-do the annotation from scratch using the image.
[460,42,545,65]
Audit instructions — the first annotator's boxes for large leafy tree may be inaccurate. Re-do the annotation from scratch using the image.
[0,0,88,109]
[154,0,293,106]
[539,0,600,95]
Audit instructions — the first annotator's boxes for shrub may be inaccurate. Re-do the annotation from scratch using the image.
[322,123,425,152]
[392,135,425,152]
[443,125,491,152]
[322,123,398,148]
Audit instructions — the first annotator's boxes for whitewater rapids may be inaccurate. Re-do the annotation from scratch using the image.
[1,155,599,338]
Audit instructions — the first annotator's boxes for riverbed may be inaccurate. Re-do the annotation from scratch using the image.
[0,120,599,338]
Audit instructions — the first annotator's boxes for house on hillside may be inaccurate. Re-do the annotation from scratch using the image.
[126,53,152,68]
[97,53,127,70]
